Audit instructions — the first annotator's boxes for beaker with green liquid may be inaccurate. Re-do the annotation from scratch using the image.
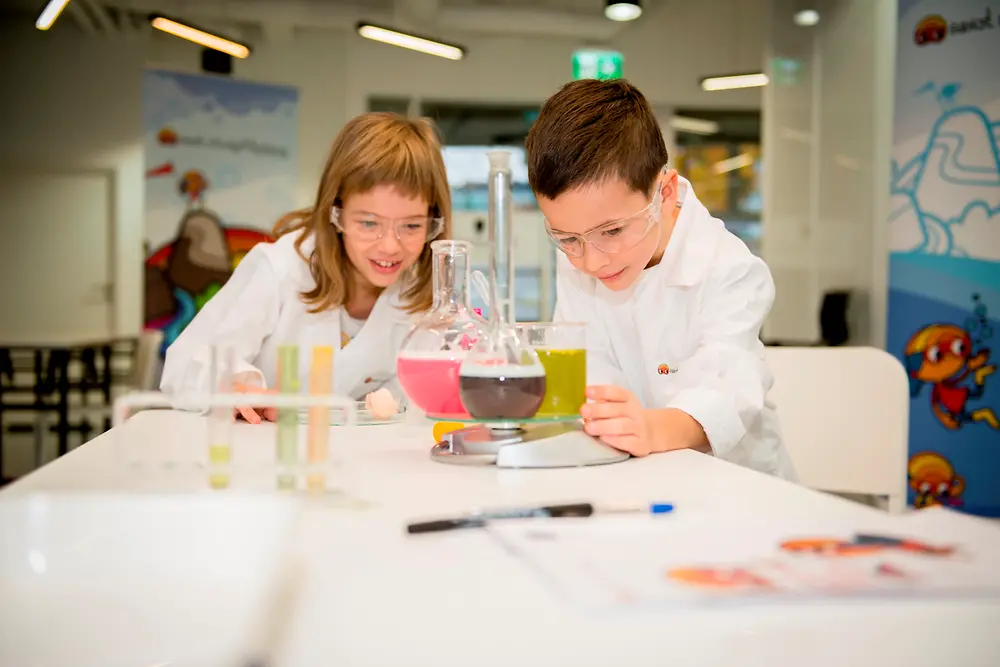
[515,322,587,418]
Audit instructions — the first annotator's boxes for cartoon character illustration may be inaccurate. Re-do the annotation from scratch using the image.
[779,534,955,557]
[908,451,965,509]
[657,364,670,375]
[905,316,997,431]
[144,167,272,356]
[179,170,209,206]
[667,566,773,590]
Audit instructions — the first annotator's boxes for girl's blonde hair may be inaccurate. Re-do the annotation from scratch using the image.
[273,112,452,314]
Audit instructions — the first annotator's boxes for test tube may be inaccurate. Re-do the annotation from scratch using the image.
[276,344,300,490]
[306,345,334,492]
[207,344,235,489]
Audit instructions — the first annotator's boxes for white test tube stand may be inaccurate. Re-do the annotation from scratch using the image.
[111,390,359,492]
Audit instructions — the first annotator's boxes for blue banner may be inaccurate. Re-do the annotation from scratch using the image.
[889,2,1000,515]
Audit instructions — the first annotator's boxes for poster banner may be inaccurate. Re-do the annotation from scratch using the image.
[888,1,999,515]
[142,69,299,355]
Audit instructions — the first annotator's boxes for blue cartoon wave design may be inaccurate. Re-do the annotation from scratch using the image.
[889,90,1000,260]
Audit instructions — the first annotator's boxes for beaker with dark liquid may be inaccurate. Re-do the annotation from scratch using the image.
[458,336,545,421]
[397,240,488,419]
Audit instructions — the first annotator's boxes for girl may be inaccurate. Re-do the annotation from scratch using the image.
[160,112,451,423]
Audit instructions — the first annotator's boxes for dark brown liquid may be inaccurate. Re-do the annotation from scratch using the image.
[458,372,546,420]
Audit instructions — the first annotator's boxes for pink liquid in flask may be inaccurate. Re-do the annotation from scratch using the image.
[397,353,470,419]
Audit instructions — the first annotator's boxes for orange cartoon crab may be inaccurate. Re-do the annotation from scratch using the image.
[908,451,965,509]
[904,323,997,430]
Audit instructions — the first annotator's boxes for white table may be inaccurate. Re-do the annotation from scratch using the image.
[1,410,998,667]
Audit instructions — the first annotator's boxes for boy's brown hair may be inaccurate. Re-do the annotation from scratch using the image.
[525,79,668,200]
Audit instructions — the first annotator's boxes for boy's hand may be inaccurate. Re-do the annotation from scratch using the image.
[580,385,655,456]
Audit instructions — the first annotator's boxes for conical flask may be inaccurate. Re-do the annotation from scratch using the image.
[397,239,488,419]
[458,150,546,421]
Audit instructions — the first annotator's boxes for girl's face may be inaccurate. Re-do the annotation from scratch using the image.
[338,184,433,290]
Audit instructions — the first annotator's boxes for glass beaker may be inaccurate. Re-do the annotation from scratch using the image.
[397,239,488,419]
[516,322,587,417]
[458,327,547,421]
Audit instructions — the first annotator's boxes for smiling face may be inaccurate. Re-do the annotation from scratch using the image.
[538,170,678,290]
[339,184,433,290]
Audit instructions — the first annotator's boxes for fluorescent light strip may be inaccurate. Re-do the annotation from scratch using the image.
[36,0,72,30]
[700,73,769,92]
[669,116,720,135]
[151,17,250,59]
[357,24,465,60]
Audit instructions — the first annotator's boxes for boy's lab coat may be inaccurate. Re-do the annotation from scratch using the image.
[160,231,414,405]
[553,179,796,480]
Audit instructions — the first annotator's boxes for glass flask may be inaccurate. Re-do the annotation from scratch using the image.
[397,239,488,419]
[458,150,547,422]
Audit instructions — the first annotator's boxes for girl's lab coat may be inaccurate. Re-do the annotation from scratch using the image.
[160,231,414,404]
[554,179,796,480]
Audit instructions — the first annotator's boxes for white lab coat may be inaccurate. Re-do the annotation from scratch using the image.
[160,230,415,405]
[553,179,797,480]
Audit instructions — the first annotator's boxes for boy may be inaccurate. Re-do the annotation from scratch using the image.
[525,79,795,479]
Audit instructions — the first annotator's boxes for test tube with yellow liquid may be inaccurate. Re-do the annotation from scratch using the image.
[276,344,300,490]
[306,345,333,492]
[207,344,235,489]
[515,322,587,417]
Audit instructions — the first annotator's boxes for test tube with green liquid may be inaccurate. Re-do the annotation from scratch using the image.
[276,344,300,490]
[207,344,235,490]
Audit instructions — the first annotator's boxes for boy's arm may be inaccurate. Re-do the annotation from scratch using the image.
[654,256,775,458]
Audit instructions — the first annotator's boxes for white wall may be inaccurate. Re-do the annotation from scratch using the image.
[0,1,767,337]
[761,0,895,345]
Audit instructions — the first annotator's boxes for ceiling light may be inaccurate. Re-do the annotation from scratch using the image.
[700,73,770,92]
[35,0,72,30]
[669,116,720,135]
[357,23,465,60]
[794,9,821,26]
[150,15,251,59]
[605,1,642,22]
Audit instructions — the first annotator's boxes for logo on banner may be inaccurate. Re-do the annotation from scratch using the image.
[915,8,996,46]
[914,14,948,45]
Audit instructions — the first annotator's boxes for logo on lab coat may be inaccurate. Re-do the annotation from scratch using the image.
[657,364,675,375]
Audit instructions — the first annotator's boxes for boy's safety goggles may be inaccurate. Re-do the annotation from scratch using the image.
[543,181,664,257]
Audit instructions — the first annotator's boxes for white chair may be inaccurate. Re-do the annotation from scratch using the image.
[764,346,910,513]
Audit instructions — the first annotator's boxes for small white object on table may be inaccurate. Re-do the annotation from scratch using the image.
[0,410,997,666]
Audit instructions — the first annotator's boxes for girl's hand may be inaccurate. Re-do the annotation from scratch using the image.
[232,382,277,424]
[580,385,654,456]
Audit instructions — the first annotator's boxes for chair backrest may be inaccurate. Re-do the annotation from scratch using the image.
[764,346,909,501]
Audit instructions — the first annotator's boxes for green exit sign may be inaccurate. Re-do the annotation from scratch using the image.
[572,50,624,81]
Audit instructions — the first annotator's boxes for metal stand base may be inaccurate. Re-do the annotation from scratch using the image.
[430,421,630,468]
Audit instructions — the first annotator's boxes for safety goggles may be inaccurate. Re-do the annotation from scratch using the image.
[543,181,664,257]
[331,207,444,244]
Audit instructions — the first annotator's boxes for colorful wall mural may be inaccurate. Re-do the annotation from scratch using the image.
[142,69,299,355]
[889,0,1000,516]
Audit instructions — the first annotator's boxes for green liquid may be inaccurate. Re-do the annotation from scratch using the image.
[535,349,586,417]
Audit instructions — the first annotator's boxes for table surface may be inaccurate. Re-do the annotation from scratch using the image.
[1,410,998,667]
